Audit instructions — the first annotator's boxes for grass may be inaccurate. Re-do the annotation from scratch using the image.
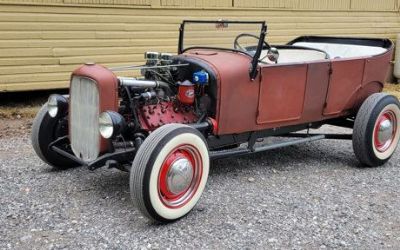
[0,105,41,119]
[384,83,400,99]
[0,84,399,119]
[0,90,64,119]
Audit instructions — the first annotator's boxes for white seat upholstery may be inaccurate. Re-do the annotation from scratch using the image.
[260,49,327,64]
[292,42,387,59]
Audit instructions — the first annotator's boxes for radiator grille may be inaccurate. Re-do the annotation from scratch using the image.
[70,76,100,162]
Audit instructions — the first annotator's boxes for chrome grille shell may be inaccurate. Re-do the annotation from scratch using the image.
[70,76,100,162]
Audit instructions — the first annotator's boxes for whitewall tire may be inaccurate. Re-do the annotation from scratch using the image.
[130,124,209,222]
[353,93,400,167]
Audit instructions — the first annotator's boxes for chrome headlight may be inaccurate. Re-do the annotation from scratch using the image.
[99,111,126,139]
[47,94,68,118]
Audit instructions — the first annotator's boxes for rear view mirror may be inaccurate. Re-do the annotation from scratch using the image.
[267,47,279,63]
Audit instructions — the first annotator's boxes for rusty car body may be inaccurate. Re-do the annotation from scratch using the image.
[32,20,399,222]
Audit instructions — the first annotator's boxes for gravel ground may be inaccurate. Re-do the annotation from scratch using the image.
[1,125,399,249]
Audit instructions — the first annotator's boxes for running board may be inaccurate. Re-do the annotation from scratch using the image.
[280,133,352,140]
[210,134,325,160]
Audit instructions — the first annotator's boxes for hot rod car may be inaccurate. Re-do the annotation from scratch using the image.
[32,20,400,222]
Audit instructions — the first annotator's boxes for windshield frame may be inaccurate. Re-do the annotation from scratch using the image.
[178,20,267,80]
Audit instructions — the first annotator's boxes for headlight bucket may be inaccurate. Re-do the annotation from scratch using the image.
[99,111,126,139]
[47,94,68,118]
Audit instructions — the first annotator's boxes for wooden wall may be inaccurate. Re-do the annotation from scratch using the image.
[0,0,399,91]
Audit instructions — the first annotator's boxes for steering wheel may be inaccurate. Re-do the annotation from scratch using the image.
[234,33,271,52]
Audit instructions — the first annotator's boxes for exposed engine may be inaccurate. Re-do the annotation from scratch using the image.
[116,51,215,140]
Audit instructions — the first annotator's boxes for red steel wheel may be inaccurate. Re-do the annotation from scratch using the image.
[130,124,209,223]
[373,111,397,153]
[158,145,203,209]
[353,93,400,167]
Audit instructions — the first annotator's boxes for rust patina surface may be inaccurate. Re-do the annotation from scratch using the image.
[70,64,119,152]
[184,45,393,135]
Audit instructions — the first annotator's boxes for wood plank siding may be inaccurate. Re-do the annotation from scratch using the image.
[0,0,399,91]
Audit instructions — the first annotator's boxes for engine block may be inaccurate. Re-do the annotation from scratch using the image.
[138,101,198,131]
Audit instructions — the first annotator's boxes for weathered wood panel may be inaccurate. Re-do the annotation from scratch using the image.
[0,2,399,91]
[0,0,151,5]
[351,0,398,10]
[0,0,398,10]
[234,0,296,8]
[297,0,350,10]
[234,0,398,10]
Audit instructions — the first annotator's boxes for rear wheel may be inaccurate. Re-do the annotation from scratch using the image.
[130,124,209,223]
[353,93,400,167]
[31,104,79,170]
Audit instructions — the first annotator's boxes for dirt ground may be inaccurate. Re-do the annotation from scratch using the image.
[0,118,30,139]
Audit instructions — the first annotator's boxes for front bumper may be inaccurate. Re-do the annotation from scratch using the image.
[49,136,136,170]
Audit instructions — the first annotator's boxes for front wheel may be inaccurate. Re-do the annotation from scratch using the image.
[353,93,400,167]
[130,124,209,223]
[31,103,79,170]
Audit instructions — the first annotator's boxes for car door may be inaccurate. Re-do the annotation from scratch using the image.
[257,61,331,126]
[323,59,365,115]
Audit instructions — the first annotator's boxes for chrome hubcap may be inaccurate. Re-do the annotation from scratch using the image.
[167,158,194,195]
[377,118,393,145]
[374,110,397,153]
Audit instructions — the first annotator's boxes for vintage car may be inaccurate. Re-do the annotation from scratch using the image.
[32,20,399,223]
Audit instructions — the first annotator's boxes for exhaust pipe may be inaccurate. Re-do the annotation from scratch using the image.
[118,77,159,88]
[118,77,172,93]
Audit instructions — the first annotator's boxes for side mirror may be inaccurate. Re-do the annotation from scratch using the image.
[267,47,279,63]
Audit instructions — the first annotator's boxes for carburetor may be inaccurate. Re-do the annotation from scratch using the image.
[144,52,173,66]
[141,52,174,80]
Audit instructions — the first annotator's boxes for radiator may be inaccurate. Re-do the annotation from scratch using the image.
[70,76,100,162]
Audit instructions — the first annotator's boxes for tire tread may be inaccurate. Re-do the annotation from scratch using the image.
[353,93,399,167]
[31,103,78,170]
[31,104,51,165]
[130,124,189,222]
